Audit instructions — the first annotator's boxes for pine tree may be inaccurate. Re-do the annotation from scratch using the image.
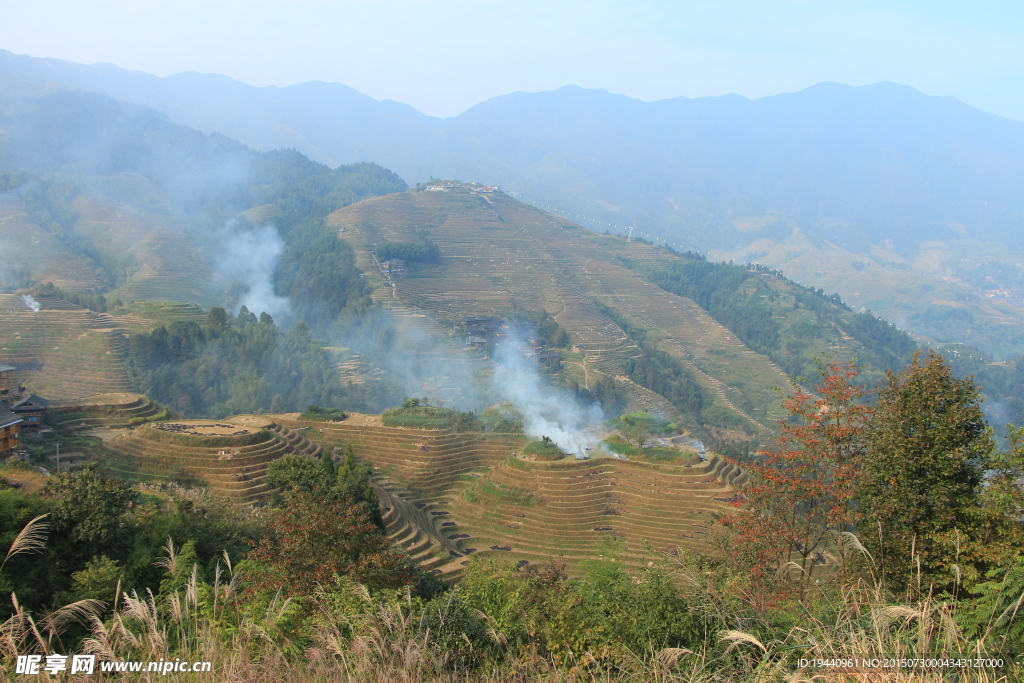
[319,450,337,481]
[859,350,994,593]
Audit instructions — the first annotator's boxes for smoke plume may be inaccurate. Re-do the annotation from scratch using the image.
[491,336,602,456]
[215,219,291,321]
[20,294,40,313]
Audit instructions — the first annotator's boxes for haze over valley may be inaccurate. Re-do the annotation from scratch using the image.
[5,49,1024,361]
[2,26,1024,679]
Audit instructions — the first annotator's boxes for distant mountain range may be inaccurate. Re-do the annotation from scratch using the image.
[4,49,1024,357]
[5,49,1023,250]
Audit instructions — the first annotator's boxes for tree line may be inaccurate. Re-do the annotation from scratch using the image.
[726,352,1024,615]
[126,306,397,417]
[633,253,918,382]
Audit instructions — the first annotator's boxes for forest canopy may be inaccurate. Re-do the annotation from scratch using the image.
[127,306,398,417]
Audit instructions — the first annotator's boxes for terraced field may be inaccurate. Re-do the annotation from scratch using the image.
[278,416,744,581]
[49,392,176,433]
[0,205,107,291]
[43,397,747,580]
[0,294,134,398]
[95,416,320,501]
[71,197,215,306]
[273,416,521,492]
[1,194,214,306]
[0,294,214,400]
[327,189,794,432]
[440,454,745,572]
[371,446,744,581]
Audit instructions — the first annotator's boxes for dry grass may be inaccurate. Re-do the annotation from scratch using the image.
[0,513,1017,682]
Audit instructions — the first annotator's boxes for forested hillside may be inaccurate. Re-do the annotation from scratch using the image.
[0,88,406,325]
[628,252,918,382]
[127,307,399,417]
[2,53,1024,680]
[5,82,1024,435]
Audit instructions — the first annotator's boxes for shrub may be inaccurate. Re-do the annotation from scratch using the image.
[523,439,563,461]
[300,405,347,422]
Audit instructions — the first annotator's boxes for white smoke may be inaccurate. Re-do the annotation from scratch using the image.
[491,336,603,456]
[20,294,40,313]
[365,311,484,409]
[215,220,291,321]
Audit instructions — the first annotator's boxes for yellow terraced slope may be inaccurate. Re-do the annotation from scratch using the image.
[71,196,214,306]
[278,417,745,581]
[0,205,107,291]
[327,188,793,432]
[0,294,133,398]
[1,194,215,307]
[96,416,320,502]
[0,295,208,401]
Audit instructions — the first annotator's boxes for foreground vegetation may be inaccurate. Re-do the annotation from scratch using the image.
[1,351,1022,680]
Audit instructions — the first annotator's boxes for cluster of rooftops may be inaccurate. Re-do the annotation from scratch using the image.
[461,317,562,365]
[380,259,406,276]
[423,182,503,194]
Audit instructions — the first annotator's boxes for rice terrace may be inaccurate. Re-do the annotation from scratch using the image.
[1,47,1023,681]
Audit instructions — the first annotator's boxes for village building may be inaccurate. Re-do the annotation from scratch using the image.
[0,405,22,460]
[0,365,16,399]
[381,259,406,276]
[463,316,504,337]
[500,320,530,336]
[536,351,562,368]
[7,394,50,433]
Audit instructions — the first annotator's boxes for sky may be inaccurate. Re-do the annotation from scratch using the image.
[2,0,1022,120]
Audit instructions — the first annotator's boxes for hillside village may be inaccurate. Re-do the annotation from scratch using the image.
[423,181,503,194]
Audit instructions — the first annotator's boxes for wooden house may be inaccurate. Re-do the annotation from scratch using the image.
[0,365,15,399]
[463,317,504,338]
[7,394,49,433]
[0,406,21,460]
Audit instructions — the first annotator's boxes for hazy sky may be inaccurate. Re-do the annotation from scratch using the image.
[2,0,1022,119]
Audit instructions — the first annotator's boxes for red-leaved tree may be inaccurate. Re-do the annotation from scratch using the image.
[722,361,870,600]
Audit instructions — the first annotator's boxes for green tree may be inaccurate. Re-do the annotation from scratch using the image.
[45,463,139,552]
[620,413,655,452]
[336,444,380,526]
[265,453,330,504]
[319,450,337,480]
[68,555,124,603]
[246,491,417,597]
[858,351,994,592]
[207,306,228,331]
